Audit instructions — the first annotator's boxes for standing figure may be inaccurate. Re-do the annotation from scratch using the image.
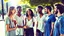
[36,6,46,36]
[24,8,35,36]
[5,6,17,36]
[54,4,64,36]
[44,6,56,36]
[15,6,24,36]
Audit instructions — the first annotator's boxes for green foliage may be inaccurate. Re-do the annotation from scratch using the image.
[29,0,61,6]
[21,5,30,14]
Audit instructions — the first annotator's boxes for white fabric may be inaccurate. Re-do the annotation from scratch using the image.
[37,14,47,32]
[15,15,24,35]
[26,17,35,28]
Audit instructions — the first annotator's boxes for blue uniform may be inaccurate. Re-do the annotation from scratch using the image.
[45,14,56,36]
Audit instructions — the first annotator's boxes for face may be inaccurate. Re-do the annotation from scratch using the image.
[12,8,16,15]
[56,10,60,17]
[37,8,41,12]
[44,8,48,14]
[17,8,22,13]
[27,10,31,16]
[54,6,58,14]
[54,6,59,17]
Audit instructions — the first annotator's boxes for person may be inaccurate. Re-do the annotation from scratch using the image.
[44,6,56,36]
[36,6,46,36]
[15,6,24,36]
[54,4,64,36]
[5,6,17,36]
[24,8,35,36]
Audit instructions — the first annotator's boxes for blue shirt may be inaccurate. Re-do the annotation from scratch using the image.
[53,17,60,36]
[45,14,56,36]
[59,16,64,34]
[53,15,64,36]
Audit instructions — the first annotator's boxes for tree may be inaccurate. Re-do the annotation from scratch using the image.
[29,0,61,6]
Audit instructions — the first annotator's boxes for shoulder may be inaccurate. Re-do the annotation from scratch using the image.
[51,14,55,17]
[50,14,55,18]
[61,16,64,21]
[5,16,10,25]
[5,16,10,20]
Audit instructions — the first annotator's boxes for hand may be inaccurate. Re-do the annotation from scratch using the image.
[50,29,53,36]
[23,26,27,29]
[14,26,17,30]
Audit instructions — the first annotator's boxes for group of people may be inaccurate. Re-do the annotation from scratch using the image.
[5,0,64,36]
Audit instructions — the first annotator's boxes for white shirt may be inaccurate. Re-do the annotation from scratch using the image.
[37,14,47,32]
[15,15,24,35]
[15,15,24,26]
[26,17,35,28]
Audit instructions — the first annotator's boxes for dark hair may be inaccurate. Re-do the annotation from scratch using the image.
[55,4,64,14]
[61,0,64,4]
[8,6,15,16]
[45,6,52,12]
[38,6,43,9]
[26,9,34,18]
[17,6,21,9]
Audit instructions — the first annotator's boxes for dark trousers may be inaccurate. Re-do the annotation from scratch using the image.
[25,28,34,36]
[37,29,44,36]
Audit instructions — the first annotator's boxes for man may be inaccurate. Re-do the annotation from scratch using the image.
[15,6,24,36]
[53,4,62,36]
[44,6,56,36]
[54,4,64,36]
[36,6,46,36]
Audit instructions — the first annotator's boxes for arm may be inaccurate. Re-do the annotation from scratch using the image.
[6,17,17,32]
[23,18,27,29]
[17,20,24,28]
[50,22,55,36]
[6,24,16,32]
[50,15,56,36]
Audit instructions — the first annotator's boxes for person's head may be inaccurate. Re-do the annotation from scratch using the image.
[55,4,64,17]
[45,6,52,14]
[37,6,43,14]
[8,6,16,17]
[17,6,22,13]
[37,6,43,12]
[26,9,34,18]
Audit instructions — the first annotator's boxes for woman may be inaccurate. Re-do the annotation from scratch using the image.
[5,6,17,36]
[24,8,35,36]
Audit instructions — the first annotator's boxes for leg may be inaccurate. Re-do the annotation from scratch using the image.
[29,28,34,36]
[25,29,29,36]
[37,29,42,36]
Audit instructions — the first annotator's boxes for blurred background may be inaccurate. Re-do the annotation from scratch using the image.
[0,0,62,36]
[0,0,61,20]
